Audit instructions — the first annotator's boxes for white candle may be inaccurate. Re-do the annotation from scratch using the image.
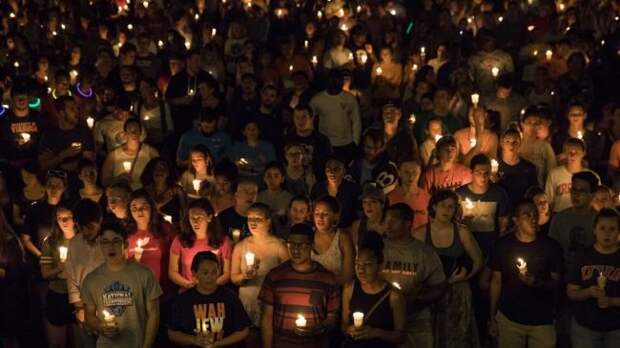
[21,133,31,143]
[597,272,607,289]
[516,258,528,275]
[185,40,191,50]
[304,40,309,49]
[545,49,553,61]
[123,161,132,172]
[464,198,474,210]
[289,64,294,72]
[471,93,480,107]
[491,159,499,174]
[311,56,318,66]
[434,134,442,142]
[239,158,249,165]
[142,0,149,8]
[411,64,418,72]
[102,310,115,326]
[352,312,364,328]
[375,67,383,75]
[392,282,401,290]
[86,116,95,129]
[157,40,164,48]
[359,52,368,64]
[577,131,583,140]
[163,215,173,223]
[491,66,500,78]
[188,88,195,96]
[211,28,217,36]
[192,179,201,193]
[58,246,68,263]
[408,114,416,125]
[340,23,348,32]
[134,238,148,261]
[317,10,322,20]
[295,314,307,328]
[469,138,477,148]
[527,25,535,32]
[232,229,241,242]
[245,252,256,267]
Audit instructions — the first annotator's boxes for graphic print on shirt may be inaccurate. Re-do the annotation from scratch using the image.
[383,260,417,276]
[461,201,498,232]
[193,302,226,340]
[102,281,134,317]
[580,265,620,282]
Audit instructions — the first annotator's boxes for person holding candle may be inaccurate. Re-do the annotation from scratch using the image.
[518,106,557,185]
[422,136,472,194]
[230,203,289,344]
[180,145,216,200]
[64,199,104,347]
[545,138,600,213]
[388,158,431,231]
[496,128,539,209]
[524,187,553,237]
[351,184,388,247]
[488,199,563,348]
[257,162,294,218]
[380,102,419,166]
[311,196,356,285]
[413,190,483,348]
[77,159,104,204]
[419,117,444,167]
[101,117,159,189]
[480,75,527,133]
[259,223,340,348]
[81,221,162,348]
[341,231,406,348]
[169,199,232,289]
[176,110,232,166]
[40,204,79,348]
[168,251,251,347]
[381,203,446,348]
[226,118,277,186]
[283,142,316,197]
[141,158,187,226]
[566,208,620,348]
[218,179,258,241]
[92,96,135,156]
[370,46,403,101]
[456,154,511,256]
[103,182,132,229]
[453,105,498,166]
[413,87,463,143]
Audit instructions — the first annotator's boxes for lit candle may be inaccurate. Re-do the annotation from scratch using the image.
[359,52,368,64]
[194,13,200,21]
[533,50,539,56]
[134,238,147,261]
[21,133,31,143]
[232,229,241,242]
[127,23,133,31]
[58,246,68,263]
[516,258,528,275]
[471,93,480,107]
[352,312,364,328]
[311,56,318,66]
[469,138,477,148]
[389,8,397,16]
[102,310,115,326]
[289,64,294,72]
[527,25,535,32]
[239,158,249,165]
[192,179,201,193]
[340,23,348,31]
[244,252,256,267]
[375,67,383,75]
[491,159,499,174]
[157,40,164,48]
[317,10,322,20]
[491,66,500,78]
[142,0,149,8]
[163,215,173,223]
[304,40,309,49]
[185,40,191,50]
[392,282,401,290]
[356,5,362,13]
[123,161,132,172]
[337,8,345,18]
[9,12,15,19]
[211,28,217,36]
[411,64,418,71]
[434,134,442,142]
[408,114,416,125]
[577,131,583,140]
[275,8,285,18]
[188,88,196,96]
[597,271,607,289]
[295,314,307,328]
[13,61,19,68]
[545,49,553,61]
[348,52,354,61]
[464,198,474,210]
[498,16,503,23]
[87,116,95,129]
[70,70,78,83]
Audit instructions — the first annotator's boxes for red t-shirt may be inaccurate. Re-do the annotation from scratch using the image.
[388,187,431,230]
[127,221,177,300]
[170,234,233,282]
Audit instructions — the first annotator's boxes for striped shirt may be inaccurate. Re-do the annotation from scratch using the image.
[259,261,340,348]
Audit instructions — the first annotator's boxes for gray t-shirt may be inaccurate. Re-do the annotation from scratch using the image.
[548,208,596,268]
[82,261,162,348]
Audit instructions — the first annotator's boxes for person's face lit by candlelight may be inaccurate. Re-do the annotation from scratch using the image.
[79,164,98,186]
[571,178,594,209]
[362,197,383,221]
[567,105,586,129]
[363,136,384,163]
[191,151,211,175]
[471,163,491,189]
[288,200,310,225]
[55,75,70,95]
[130,197,151,227]
[12,93,29,112]
[513,202,538,238]
[70,46,82,64]
[192,258,220,290]
[384,210,410,240]
[45,176,66,205]
[594,215,620,250]
[247,208,270,235]
[382,105,401,125]
[501,132,521,155]
[325,160,345,185]
[437,141,458,164]
[591,189,613,212]
[169,58,184,76]
[242,122,260,143]
[399,161,422,189]
[234,182,258,210]
[61,99,79,126]
[188,207,212,235]
[520,115,540,138]
[379,47,393,63]
[355,249,382,285]
[532,193,550,221]
[215,175,232,196]
[564,142,585,167]
[285,145,304,168]
[264,167,285,191]
[124,121,142,143]
[433,196,458,223]
[313,202,338,233]
[305,22,316,38]
[56,207,75,234]
[433,89,451,113]
[100,229,126,264]
[106,187,129,219]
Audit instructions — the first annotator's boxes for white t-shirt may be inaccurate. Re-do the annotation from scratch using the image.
[108,145,159,189]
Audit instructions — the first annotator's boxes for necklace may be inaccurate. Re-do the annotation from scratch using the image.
[76,83,93,98]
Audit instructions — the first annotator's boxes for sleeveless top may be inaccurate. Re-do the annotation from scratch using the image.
[311,230,343,277]
[425,223,469,276]
[237,238,283,326]
[346,280,396,348]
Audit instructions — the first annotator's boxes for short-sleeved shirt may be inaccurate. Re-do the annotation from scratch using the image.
[176,128,232,162]
[170,236,233,283]
[0,110,48,163]
[381,238,445,325]
[455,184,511,234]
[258,261,340,348]
[81,262,163,348]
[567,247,620,332]
[422,164,472,193]
[387,187,431,230]
[38,125,94,171]
[548,208,596,268]
[497,158,538,209]
[489,233,563,325]
[169,287,251,347]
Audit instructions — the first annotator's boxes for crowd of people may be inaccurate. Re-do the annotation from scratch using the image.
[0,0,620,347]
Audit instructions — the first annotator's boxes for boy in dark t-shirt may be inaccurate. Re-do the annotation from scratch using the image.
[169,251,251,347]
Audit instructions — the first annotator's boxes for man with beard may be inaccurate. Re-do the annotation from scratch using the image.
[176,109,232,167]
[38,96,95,172]
[254,85,284,151]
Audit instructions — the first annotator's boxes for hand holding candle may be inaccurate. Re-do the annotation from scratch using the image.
[597,271,607,290]
[87,116,95,129]
[295,314,307,328]
[192,179,201,194]
[101,309,116,327]
[516,258,528,275]
[491,159,499,174]
[232,229,241,242]
[58,246,68,263]
[352,312,364,328]
[471,93,480,107]
[122,161,132,172]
